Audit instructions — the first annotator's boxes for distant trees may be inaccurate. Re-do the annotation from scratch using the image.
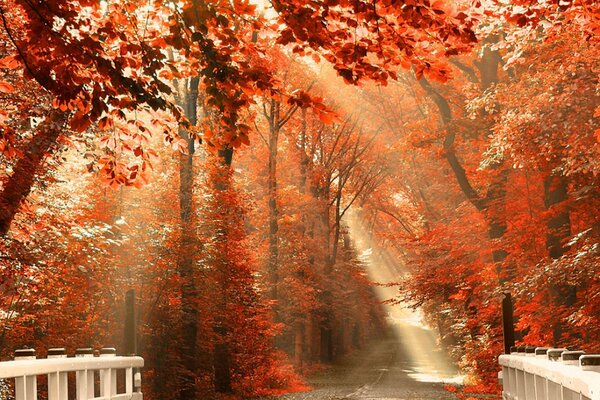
[1,0,599,398]
[241,60,389,366]
[352,6,600,394]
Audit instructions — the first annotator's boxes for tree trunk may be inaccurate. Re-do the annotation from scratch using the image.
[320,182,334,362]
[0,110,66,235]
[177,76,200,400]
[331,189,342,269]
[268,100,280,312]
[474,41,502,91]
[213,146,234,393]
[544,173,575,343]
[544,174,571,259]
[306,315,315,361]
[295,108,309,367]
[299,108,309,190]
[320,325,333,362]
[294,322,303,369]
[420,45,508,274]
[488,169,510,274]
[322,184,332,274]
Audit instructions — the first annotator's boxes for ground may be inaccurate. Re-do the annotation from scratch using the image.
[263,325,460,400]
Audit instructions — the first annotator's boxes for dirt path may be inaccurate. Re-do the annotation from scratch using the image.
[261,333,460,400]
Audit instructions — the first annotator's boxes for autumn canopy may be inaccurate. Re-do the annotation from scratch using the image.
[0,0,599,398]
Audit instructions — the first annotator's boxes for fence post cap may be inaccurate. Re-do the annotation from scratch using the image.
[75,347,94,357]
[547,348,569,361]
[580,354,600,363]
[134,370,142,392]
[525,346,536,356]
[100,347,117,357]
[14,348,36,359]
[561,350,585,357]
[47,348,67,358]
[561,350,585,364]
[580,354,600,371]
[534,347,549,357]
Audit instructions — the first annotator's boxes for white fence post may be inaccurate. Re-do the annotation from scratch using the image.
[14,349,37,400]
[499,347,600,400]
[534,348,549,399]
[99,348,118,399]
[47,348,68,400]
[580,355,600,373]
[134,369,142,393]
[126,366,134,396]
[1,347,143,400]
[75,348,95,400]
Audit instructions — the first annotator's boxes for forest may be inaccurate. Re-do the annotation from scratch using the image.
[0,0,599,399]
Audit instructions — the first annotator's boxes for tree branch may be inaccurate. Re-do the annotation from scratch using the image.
[450,59,479,83]
[418,76,485,211]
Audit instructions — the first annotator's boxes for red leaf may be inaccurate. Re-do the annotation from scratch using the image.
[0,81,14,93]
[70,112,92,133]
[0,55,20,69]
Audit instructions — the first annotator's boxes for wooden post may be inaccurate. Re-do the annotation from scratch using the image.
[14,349,37,400]
[75,348,94,400]
[47,348,68,400]
[124,290,137,356]
[502,292,515,354]
[124,290,141,393]
[99,348,117,398]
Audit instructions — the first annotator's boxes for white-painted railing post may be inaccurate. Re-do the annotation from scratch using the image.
[581,355,600,373]
[534,348,549,400]
[507,348,517,399]
[126,367,134,396]
[15,374,26,400]
[75,348,95,400]
[99,348,117,399]
[14,349,37,400]
[563,351,587,400]
[47,348,68,400]
[1,347,143,400]
[499,347,600,400]
[516,353,526,400]
[524,346,536,399]
[134,368,142,393]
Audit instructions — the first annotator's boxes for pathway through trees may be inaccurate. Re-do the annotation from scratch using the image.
[263,330,459,400]
[263,213,462,400]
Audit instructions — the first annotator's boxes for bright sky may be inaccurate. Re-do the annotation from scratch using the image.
[249,0,278,19]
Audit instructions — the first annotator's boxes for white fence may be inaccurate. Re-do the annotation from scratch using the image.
[0,348,143,400]
[499,347,600,400]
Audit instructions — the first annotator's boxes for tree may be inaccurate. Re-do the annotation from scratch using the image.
[174,75,201,400]
[2,0,600,397]
[272,0,478,82]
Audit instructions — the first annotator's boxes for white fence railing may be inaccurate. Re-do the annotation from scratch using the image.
[0,348,143,400]
[499,347,600,400]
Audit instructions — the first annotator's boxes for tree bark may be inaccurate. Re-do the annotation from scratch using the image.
[177,76,200,400]
[331,190,342,269]
[295,108,309,367]
[544,174,571,260]
[264,97,299,325]
[0,110,67,235]
[474,39,502,91]
[267,99,280,310]
[213,145,234,393]
[488,170,509,265]
[544,173,575,343]
[294,322,303,369]
[419,46,508,271]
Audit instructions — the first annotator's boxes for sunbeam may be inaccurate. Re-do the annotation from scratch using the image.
[347,211,464,384]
